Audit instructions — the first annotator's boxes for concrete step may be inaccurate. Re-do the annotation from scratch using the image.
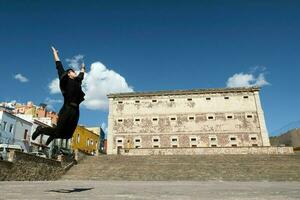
[61,154,300,181]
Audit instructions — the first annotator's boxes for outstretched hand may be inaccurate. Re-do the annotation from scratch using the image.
[51,46,60,61]
[51,46,58,53]
[81,63,86,73]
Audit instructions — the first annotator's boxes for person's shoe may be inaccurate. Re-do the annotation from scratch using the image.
[45,136,55,146]
[31,126,43,140]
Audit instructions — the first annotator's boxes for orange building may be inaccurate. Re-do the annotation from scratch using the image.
[71,126,99,155]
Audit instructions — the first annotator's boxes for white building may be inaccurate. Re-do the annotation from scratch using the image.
[107,87,271,155]
[0,110,32,152]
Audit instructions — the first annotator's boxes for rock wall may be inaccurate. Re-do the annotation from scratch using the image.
[0,151,64,181]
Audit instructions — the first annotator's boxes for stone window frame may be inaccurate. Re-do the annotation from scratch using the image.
[134,118,141,123]
[245,113,254,119]
[134,137,142,148]
[206,114,215,121]
[152,117,159,123]
[170,136,179,146]
[188,115,195,121]
[189,136,198,147]
[228,135,238,145]
[116,137,124,148]
[152,136,160,145]
[226,113,234,120]
[169,116,177,121]
[249,134,258,142]
[209,135,218,147]
[117,118,124,123]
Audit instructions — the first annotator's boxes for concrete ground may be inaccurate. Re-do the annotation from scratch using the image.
[0,181,300,200]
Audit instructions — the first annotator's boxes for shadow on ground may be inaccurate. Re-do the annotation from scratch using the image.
[46,187,94,193]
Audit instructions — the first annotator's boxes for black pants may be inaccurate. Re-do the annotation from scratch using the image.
[40,103,79,140]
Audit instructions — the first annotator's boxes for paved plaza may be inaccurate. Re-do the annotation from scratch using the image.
[0,181,300,200]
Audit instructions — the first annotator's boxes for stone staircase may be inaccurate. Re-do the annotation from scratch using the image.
[61,154,300,181]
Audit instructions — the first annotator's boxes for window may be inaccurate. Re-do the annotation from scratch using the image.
[231,144,237,147]
[210,137,216,141]
[2,121,7,131]
[118,101,123,104]
[153,139,159,142]
[188,116,195,120]
[230,137,236,141]
[247,115,253,118]
[170,117,176,121]
[190,138,197,142]
[117,139,123,143]
[77,134,80,143]
[191,145,197,148]
[135,146,141,148]
[135,139,141,143]
[243,96,249,99]
[227,115,233,119]
[206,97,211,101]
[152,118,158,121]
[187,98,193,101]
[224,96,229,99]
[251,137,257,141]
[135,118,140,122]
[24,129,28,140]
[9,124,14,133]
[153,145,159,148]
[135,100,140,103]
[171,138,178,142]
[169,99,175,102]
[152,99,157,103]
[207,116,214,120]
[117,119,123,122]
[211,144,217,147]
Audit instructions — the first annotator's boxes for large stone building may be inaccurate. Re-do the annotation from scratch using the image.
[107,87,272,155]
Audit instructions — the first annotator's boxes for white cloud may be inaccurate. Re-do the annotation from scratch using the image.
[83,62,133,110]
[49,78,60,94]
[44,97,63,111]
[14,73,29,82]
[48,57,133,110]
[226,67,270,88]
[65,54,84,71]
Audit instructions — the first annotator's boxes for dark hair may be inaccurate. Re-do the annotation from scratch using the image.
[66,68,75,73]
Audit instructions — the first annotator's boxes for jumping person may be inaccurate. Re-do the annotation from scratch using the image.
[32,46,85,145]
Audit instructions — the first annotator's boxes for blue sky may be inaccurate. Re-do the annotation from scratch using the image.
[0,0,299,135]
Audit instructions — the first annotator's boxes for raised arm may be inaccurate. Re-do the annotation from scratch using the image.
[51,46,65,79]
[76,63,85,83]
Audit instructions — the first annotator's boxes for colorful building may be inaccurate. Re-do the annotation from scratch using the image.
[71,126,99,155]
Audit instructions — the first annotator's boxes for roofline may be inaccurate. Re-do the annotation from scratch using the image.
[0,110,33,125]
[107,87,260,98]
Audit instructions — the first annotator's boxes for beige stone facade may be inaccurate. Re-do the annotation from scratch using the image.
[107,87,271,155]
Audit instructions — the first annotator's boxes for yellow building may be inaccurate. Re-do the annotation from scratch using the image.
[71,126,99,155]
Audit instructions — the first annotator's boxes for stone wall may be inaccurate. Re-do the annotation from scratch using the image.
[0,151,64,181]
[107,87,271,154]
[119,147,294,156]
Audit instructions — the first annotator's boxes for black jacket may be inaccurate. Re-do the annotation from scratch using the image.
[56,61,85,105]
